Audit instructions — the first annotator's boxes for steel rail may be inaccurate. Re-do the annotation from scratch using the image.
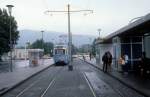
[80,59,147,97]
[81,71,97,97]
[40,67,64,97]
[14,66,63,97]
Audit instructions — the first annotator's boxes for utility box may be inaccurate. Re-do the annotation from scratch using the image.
[28,49,44,67]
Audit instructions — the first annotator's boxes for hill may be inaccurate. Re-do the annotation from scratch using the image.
[17,29,96,47]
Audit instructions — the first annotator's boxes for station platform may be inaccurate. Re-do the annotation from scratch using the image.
[83,57,150,97]
[0,59,53,95]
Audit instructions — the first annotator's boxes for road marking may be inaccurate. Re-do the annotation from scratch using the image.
[40,78,56,97]
[82,72,97,97]
[40,67,63,97]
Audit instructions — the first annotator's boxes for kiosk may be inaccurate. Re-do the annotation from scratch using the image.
[28,49,44,67]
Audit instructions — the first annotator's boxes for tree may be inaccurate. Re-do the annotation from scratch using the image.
[44,42,54,56]
[30,39,43,49]
[30,39,54,56]
[0,8,19,60]
[71,44,78,55]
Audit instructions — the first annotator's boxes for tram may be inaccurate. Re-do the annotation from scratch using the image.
[53,44,69,66]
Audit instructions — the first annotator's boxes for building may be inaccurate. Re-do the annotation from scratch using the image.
[96,13,150,72]
[10,49,44,60]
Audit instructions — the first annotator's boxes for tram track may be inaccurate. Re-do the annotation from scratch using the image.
[80,62,124,97]
[16,67,63,97]
[79,59,145,97]
[1,58,145,97]
[81,71,97,97]
[38,62,97,97]
[77,61,122,97]
[1,66,64,97]
[39,66,63,97]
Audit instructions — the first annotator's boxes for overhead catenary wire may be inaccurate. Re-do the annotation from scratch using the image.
[44,4,93,70]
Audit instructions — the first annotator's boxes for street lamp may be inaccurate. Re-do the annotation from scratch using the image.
[41,30,44,49]
[97,28,101,65]
[6,5,14,72]
[25,42,30,61]
[41,30,44,63]
[88,37,92,60]
[98,28,101,38]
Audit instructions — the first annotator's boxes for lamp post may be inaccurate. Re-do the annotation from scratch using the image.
[97,28,101,65]
[6,5,14,72]
[41,30,44,64]
[41,30,44,49]
[98,28,101,38]
[89,37,92,60]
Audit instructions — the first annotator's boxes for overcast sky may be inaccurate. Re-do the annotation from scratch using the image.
[0,0,150,37]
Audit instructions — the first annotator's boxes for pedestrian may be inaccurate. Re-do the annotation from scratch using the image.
[124,54,129,74]
[107,51,112,72]
[89,53,92,60]
[118,55,125,73]
[102,52,108,72]
[83,55,85,61]
[139,52,147,76]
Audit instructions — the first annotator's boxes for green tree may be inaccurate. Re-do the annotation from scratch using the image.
[30,39,54,56]
[71,44,78,55]
[0,8,19,60]
[30,39,43,49]
[44,42,54,56]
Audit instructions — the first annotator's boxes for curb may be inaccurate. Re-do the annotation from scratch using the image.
[0,64,54,96]
[80,58,149,97]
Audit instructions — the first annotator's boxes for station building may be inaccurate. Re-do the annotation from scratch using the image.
[96,13,150,72]
[11,49,44,60]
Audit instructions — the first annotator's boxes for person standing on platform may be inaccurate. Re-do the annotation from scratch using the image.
[124,54,129,74]
[107,51,112,72]
[89,53,92,60]
[102,52,108,72]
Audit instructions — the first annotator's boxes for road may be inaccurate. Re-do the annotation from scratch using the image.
[1,58,145,97]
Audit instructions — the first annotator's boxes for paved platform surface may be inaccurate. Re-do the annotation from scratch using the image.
[0,59,54,94]
[82,57,150,97]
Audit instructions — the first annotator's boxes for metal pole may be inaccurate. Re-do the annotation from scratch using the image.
[41,31,44,49]
[68,4,71,63]
[25,43,27,60]
[10,13,13,72]
[7,5,14,72]
[98,29,101,65]
[98,29,101,38]
[44,5,93,71]
[41,31,44,64]
[68,4,73,70]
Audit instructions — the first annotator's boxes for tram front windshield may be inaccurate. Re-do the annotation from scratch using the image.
[55,49,65,55]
